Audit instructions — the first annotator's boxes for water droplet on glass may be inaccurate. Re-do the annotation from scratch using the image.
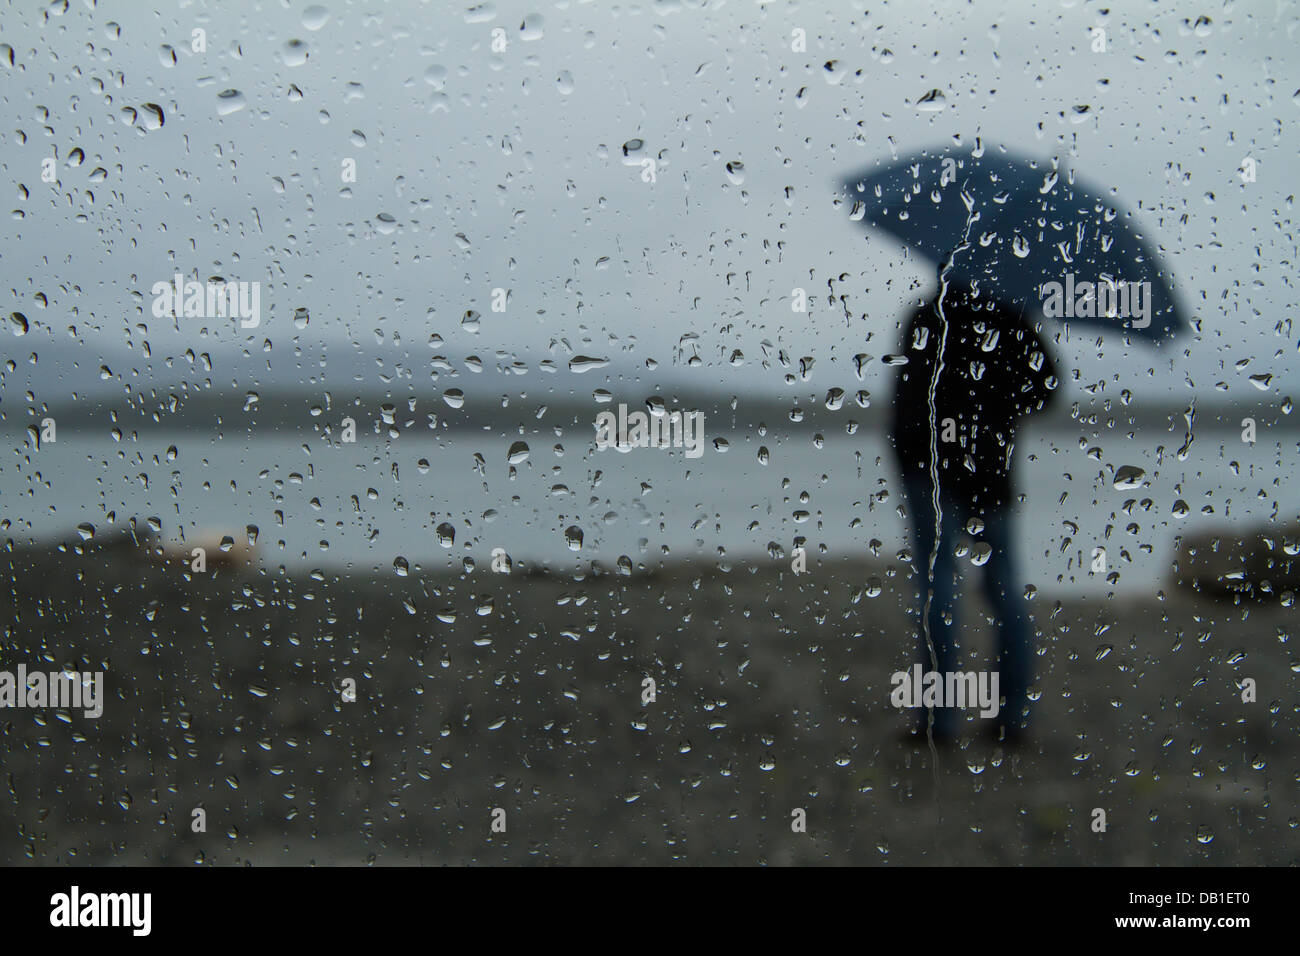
[564,526,584,551]
[282,39,308,67]
[916,88,946,111]
[217,89,247,116]
[520,14,545,40]
[569,355,608,373]
[1113,465,1146,490]
[302,5,331,30]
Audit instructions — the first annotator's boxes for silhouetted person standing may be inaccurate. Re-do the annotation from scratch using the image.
[890,287,1059,743]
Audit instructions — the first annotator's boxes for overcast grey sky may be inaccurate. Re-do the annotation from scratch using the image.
[4,0,1298,409]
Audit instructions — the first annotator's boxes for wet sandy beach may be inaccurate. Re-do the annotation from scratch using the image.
[2,538,1289,868]
[0,546,1293,865]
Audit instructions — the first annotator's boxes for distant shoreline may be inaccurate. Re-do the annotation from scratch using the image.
[2,389,1294,436]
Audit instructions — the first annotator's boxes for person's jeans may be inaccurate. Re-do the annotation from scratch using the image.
[901,474,1033,737]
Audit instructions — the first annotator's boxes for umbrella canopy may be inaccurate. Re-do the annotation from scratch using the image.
[841,146,1186,343]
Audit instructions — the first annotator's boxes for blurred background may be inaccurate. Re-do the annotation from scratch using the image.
[0,0,1296,864]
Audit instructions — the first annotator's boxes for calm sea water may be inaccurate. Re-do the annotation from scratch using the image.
[3,423,1293,597]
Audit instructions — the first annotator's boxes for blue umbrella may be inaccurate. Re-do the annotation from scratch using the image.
[841,146,1186,343]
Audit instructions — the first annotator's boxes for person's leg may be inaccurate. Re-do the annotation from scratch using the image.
[903,474,962,738]
[977,508,1033,733]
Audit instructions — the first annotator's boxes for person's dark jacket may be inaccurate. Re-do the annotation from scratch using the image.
[889,291,1059,514]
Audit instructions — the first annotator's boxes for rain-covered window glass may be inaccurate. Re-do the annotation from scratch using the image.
[0,1,1295,875]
